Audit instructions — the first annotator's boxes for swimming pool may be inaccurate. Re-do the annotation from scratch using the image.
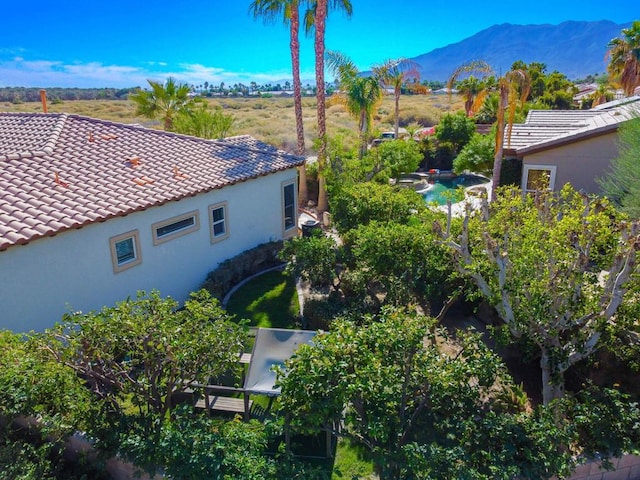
[419,174,489,205]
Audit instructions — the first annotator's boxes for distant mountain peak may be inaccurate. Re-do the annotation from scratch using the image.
[411,20,632,81]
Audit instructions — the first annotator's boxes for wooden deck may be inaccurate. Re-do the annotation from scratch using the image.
[194,395,253,414]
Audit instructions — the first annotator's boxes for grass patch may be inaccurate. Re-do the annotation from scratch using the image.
[332,438,376,480]
[226,269,300,329]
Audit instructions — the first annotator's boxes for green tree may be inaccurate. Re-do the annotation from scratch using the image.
[346,220,456,307]
[277,308,564,480]
[280,231,342,290]
[129,77,196,131]
[39,290,247,472]
[607,20,640,96]
[359,139,423,183]
[150,408,276,480]
[443,184,640,405]
[434,111,476,155]
[0,331,103,479]
[329,182,425,234]
[173,104,235,139]
[372,58,420,139]
[327,50,384,159]
[538,71,576,109]
[453,131,495,175]
[455,75,487,116]
[598,116,640,217]
[249,0,309,205]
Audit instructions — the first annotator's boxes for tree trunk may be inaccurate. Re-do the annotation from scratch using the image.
[540,347,565,405]
[490,85,507,201]
[394,88,400,140]
[358,109,368,159]
[298,165,308,207]
[290,6,308,206]
[315,0,329,214]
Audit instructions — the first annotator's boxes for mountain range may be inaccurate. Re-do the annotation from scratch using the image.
[408,20,632,82]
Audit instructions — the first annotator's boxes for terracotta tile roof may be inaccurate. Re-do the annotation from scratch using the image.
[0,113,304,251]
[505,98,640,155]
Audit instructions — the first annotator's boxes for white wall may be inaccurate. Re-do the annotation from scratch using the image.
[0,170,298,332]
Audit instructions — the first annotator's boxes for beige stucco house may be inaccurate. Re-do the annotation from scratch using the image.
[504,97,640,193]
[0,113,303,332]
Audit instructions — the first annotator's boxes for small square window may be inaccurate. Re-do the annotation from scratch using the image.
[109,230,142,273]
[116,237,135,264]
[208,202,229,244]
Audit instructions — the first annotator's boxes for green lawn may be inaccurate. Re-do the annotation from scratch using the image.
[225,269,300,329]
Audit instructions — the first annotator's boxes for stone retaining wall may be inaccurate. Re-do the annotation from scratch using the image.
[562,455,640,480]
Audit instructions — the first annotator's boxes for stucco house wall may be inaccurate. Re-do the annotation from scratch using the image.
[521,131,618,194]
[0,169,297,332]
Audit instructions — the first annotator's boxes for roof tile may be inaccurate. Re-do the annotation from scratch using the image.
[0,112,303,250]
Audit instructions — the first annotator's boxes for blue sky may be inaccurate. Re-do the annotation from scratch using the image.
[0,1,634,88]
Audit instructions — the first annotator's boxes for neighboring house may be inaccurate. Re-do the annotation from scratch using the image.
[0,112,304,332]
[504,97,640,194]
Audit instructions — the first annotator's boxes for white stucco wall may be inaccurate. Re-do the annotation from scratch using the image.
[0,169,298,332]
[522,132,619,194]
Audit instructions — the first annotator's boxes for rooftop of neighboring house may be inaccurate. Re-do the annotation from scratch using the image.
[504,96,640,155]
[0,112,304,251]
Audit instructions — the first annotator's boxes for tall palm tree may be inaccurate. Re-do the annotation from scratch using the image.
[493,69,530,197]
[455,75,487,117]
[607,21,640,96]
[130,77,194,131]
[372,58,420,139]
[448,61,530,201]
[249,0,308,206]
[305,0,353,214]
[327,51,384,159]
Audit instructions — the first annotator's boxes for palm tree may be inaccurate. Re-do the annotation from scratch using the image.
[372,58,420,139]
[589,83,614,107]
[249,0,308,206]
[327,51,384,159]
[305,0,353,214]
[607,21,640,96]
[130,77,195,131]
[455,75,487,117]
[448,61,530,201]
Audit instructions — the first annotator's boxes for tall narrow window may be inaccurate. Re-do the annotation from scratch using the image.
[208,202,229,244]
[283,182,296,233]
[110,230,142,273]
[152,211,199,245]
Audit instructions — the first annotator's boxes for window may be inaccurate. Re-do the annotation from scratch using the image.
[109,230,142,273]
[283,181,296,234]
[522,165,556,193]
[208,202,229,244]
[152,211,199,245]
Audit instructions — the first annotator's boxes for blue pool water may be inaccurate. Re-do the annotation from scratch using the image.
[421,175,489,205]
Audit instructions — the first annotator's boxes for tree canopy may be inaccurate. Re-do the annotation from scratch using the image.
[277,308,582,480]
[442,184,640,405]
[129,77,196,131]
